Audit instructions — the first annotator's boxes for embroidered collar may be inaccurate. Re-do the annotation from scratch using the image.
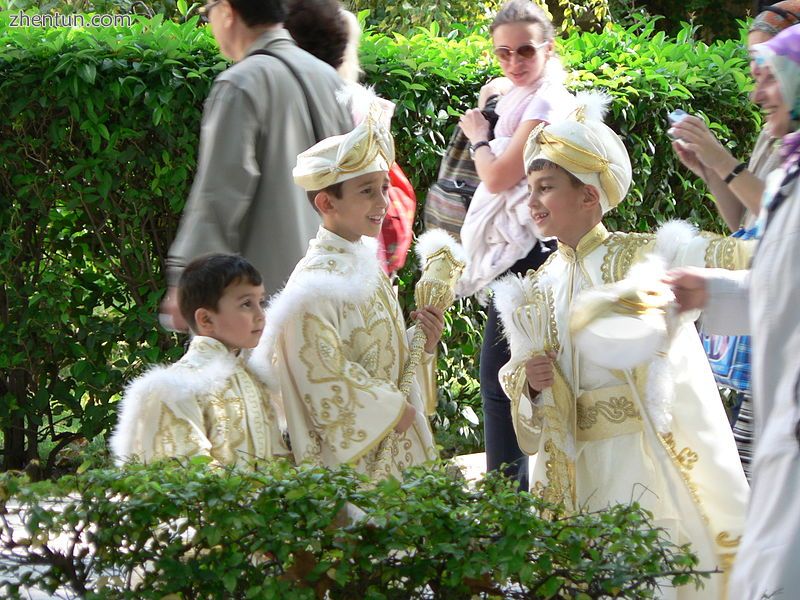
[184,336,248,365]
[558,223,610,263]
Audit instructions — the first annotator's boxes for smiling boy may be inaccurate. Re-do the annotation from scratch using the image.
[492,95,750,598]
[111,254,289,467]
[252,104,444,481]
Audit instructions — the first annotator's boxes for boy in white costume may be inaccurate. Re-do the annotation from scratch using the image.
[254,104,444,480]
[111,254,289,467]
[492,95,750,599]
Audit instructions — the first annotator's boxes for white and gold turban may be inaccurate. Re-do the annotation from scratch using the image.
[523,92,632,214]
[293,101,395,192]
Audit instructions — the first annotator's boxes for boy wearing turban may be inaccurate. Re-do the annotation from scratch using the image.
[492,94,750,599]
[250,104,443,481]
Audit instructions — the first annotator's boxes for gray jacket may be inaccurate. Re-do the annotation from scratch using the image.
[168,28,353,293]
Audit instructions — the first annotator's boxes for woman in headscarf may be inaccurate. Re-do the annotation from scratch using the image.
[669,0,800,480]
[667,23,800,599]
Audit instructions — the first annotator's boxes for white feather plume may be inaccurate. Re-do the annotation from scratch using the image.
[414,229,467,265]
[574,90,612,122]
[654,220,697,264]
[490,274,528,335]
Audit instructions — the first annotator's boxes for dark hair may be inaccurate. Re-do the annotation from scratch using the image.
[178,254,262,331]
[490,0,555,40]
[285,0,349,70]
[227,0,286,27]
[527,158,584,186]
[306,181,344,213]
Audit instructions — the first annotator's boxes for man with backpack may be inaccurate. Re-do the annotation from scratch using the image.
[161,0,352,331]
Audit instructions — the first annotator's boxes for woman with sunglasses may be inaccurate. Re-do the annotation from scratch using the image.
[456,0,575,491]
[669,0,800,483]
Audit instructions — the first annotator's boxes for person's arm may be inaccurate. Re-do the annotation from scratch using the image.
[459,112,541,194]
[665,267,750,336]
[166,80,262,284]
[670,116,764,231]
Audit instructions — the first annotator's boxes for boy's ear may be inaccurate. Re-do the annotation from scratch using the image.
[194,307,215,335]
[583,184,601,209]
[314,190,335,215]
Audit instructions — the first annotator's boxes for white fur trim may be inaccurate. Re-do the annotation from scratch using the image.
[654,220,697,266]
[249,236,382,385]
[110,351,238,465]
[574,90,612,122]
[414,229,467,265]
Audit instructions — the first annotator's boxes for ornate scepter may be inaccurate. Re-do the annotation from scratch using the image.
[491,273,576,509]
[398,229,466,396]
[368,230,465,479]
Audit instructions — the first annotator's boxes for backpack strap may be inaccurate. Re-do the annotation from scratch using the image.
[248,48,325,142]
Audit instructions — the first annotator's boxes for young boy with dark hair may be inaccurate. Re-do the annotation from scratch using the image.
[252,104,444,481]
[112,254,289,467]
[492,94,750,599]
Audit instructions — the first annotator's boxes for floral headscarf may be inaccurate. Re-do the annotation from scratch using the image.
[753,24,800,156]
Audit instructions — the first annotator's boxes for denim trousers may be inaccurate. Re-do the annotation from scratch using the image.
[480,240,555,492]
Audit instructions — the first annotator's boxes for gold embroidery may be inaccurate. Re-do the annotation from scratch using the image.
[577,396,639,428]
[717,532,741,548]
[661,432,699,471]
[205,390,246,465]
[559,223,609,263]
[703,234,738,270]
[659,432,709,525]
[532,439,575,510]
[154,405,201,459]
[600,232,655,284]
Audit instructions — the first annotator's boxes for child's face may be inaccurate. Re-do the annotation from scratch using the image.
[205,280,266,351]
[527,167,591,247]
[324,171,390,242]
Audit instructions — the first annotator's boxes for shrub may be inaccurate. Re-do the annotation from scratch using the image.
[0,13,760,471]
[0,460,708,598]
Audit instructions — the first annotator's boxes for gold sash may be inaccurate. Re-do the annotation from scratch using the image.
[576,384,642,441]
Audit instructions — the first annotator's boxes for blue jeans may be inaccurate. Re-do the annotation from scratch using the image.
[481,302,528,490]
[480,241,554,491]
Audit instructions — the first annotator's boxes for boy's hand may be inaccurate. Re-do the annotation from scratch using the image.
[663,268,710,312]
[525,351,556,393]
[411,306,445,354]
[394,402,417,433]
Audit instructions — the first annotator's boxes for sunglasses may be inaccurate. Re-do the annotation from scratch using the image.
[199,0,221,23]
[493,41,548,62]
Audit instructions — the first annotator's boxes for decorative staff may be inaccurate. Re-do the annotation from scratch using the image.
[370,230,465,477]
[398,229,467,396]
[492,273,576,510]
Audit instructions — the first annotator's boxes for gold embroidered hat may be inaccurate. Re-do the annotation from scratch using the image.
[523,91,632,214]
[293,100,395,191]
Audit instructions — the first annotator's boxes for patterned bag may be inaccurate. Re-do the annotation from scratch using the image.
[700,226,756,394]
[423,96,499,241]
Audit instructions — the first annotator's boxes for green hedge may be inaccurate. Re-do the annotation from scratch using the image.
[0,13,760,472]
[0,460,707,598]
